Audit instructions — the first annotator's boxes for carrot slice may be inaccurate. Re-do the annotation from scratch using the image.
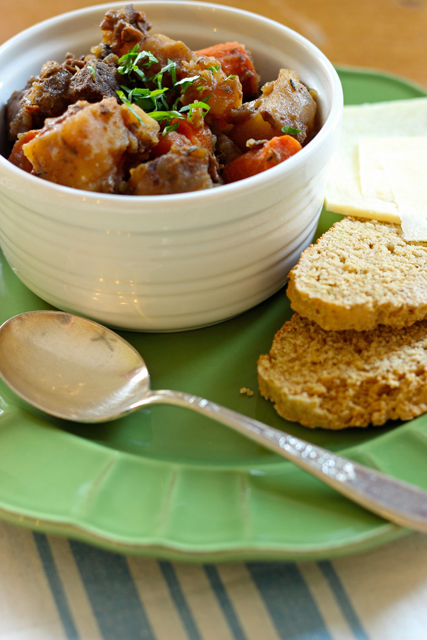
[195,42,259,99]
[150,131,189,157]
[222,135,302,183]
[8,130,39,172]
[174,119,215,152]
[151,119,215,158]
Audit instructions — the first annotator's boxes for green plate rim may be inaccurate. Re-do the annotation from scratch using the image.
[335,64,427,95]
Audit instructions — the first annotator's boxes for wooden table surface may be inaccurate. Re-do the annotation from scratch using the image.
[1,0,426,88]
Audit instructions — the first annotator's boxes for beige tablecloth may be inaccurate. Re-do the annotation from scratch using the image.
[1,522,426,639]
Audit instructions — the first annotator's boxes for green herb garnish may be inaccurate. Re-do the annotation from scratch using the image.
[116,89,145,125]
[121,85,170,112]
[117,46,159,83]
[116,52,213,131]
[174,75,202,92]
[146,59,178,90]
[147,110,184,122]
[163,121,181,134]
[281,125,302,135]
[206,64,221,74]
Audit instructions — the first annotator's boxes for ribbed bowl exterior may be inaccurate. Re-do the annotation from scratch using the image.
[0,2,343,331]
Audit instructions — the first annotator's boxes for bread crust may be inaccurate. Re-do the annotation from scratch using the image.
[287,217,427,331]
[257,314,427,429]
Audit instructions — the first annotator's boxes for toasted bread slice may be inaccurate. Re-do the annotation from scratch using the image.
[257,313,427,429]
[287,216,427,331]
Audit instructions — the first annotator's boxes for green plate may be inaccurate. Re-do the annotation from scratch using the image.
[0,67,426,561]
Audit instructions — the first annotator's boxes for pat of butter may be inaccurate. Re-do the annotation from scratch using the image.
[359,137,396,201]
[324,97,427,234]
[359,138,427,240]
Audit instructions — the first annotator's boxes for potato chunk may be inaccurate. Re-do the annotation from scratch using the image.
[22,97,159,192]
[179,57,243,119]
[194,42,259,100]
[227,69,317,150]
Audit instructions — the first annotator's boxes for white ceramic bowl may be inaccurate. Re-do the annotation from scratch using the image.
[0,1,342,331]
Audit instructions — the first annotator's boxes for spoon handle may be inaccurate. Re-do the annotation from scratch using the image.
[148,389,427,532]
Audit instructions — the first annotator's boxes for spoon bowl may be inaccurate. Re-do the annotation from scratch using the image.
[0,310,150,421]
[1,309,427,534]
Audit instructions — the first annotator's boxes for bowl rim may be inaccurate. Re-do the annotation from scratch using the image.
[0,0,343,207]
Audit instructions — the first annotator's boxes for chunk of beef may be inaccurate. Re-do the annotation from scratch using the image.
[7,61,73,140]
[20,97,159,193]
[127,144,213,195]
[215,133,242,166]
[6,54,122,142]
[68,59,120,103]
[6,79,37,140]
[62,52,86,73]
[150,127,220,183]
[100,4,152,56]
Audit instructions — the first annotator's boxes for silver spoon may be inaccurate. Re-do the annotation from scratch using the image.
[1,309,427,532]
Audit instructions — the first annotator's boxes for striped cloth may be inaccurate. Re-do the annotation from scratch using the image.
[1,522,426,639]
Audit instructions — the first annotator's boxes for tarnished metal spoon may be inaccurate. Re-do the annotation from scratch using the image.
[1,309,427,533]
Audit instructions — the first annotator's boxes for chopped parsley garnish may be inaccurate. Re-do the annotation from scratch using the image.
[117,46,158,83]
[116,89,146,125]
[116,48,212,131]
[148,109,184,122]
[120,85,169,112]
[179,94,211,122]
[281,125,302,135]
[180,98,211,114]
[206,64,221,74]
[174,75,202,93]
[163,121,181,134]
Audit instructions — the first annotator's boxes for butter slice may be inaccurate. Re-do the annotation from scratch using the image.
[359,137,396,201]
[379,145,427,240]
[324,97,427,227]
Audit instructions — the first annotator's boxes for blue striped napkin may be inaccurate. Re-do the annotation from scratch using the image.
[1,521,425,639]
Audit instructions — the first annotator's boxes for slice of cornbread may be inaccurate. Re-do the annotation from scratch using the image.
[257,313,427,429]
[287,216,427,332]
